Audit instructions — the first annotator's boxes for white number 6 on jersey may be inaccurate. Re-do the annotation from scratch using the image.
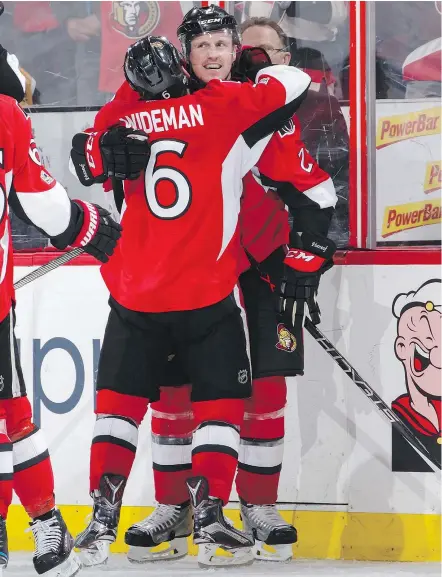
[145,139,191,220]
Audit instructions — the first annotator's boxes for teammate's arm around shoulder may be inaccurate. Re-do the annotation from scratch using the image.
[234,65,312,139]
[8,102,122,263]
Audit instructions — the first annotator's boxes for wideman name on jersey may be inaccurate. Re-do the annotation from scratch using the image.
[120,104,204,134]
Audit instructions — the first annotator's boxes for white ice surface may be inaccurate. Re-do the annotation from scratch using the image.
[5,554,441,577]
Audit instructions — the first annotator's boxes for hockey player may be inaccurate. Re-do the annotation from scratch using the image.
[0,43,123,576]
[70,35,313,568]
[70,6,337,570]
[123,6,337,566]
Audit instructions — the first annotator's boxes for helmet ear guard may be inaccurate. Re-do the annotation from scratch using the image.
[124,36,189,100]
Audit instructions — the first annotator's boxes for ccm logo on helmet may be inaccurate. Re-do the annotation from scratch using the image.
[204,18,222,23]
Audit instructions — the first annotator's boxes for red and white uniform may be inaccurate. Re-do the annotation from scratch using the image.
[0,95,72,323]
[91,65,312,313]
[238,115,336,273]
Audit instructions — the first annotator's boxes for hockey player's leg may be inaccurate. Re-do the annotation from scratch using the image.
[237,376,297,561]
[74,389,148,567]
[0,311,79,576]
[190,398,254,568]
[0,409,13,575]
[126,385,194,563]
[4,397,80,577]
[76,300,164,567]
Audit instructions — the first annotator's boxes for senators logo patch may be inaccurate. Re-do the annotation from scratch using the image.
[111,1,160,39]
[275,323,297,352]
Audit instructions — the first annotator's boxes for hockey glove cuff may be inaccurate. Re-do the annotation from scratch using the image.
[281,232,336,329]
[71,126,151,186]
[51,200,122,263]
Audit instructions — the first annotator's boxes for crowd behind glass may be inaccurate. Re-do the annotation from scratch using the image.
[1,1,440,250]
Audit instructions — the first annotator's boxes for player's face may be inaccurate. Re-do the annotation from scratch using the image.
[189,30,237,84]
[241,25,291,65]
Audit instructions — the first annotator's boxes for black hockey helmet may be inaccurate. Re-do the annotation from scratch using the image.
[124,36,188,101]
[177,4,240,58]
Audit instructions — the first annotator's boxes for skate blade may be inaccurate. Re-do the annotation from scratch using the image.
[41,551,82,577]
[127,537,188,563]
[76,539,110,567]
[197,543,254,568]
[254,541,293,562]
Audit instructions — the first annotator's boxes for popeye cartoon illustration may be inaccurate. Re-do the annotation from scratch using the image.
[391,279,441,472]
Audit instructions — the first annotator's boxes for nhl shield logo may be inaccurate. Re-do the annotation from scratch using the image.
[238,369,248,384]
[275,323,297,352]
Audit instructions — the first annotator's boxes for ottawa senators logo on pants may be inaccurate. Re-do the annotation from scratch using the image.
[275,323,297,352]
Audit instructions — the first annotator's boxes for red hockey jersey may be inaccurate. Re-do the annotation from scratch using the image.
[92,66,312,312]
[238,115,336,273]
[0,95,74,322]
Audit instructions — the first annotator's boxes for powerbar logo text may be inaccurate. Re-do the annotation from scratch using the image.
[382,199,441,237]
[376,107,441,149]
[424,160,442,194]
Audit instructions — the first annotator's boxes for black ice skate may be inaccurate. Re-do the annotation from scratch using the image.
[125,502,193,563]
[0,515,8,574]
[240,500,297,562]
[187,476,254,568]
[29,509,81,576]
[74,473,126,567]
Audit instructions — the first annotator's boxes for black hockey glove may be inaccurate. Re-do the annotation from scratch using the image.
[231,46,272,82]
[71,125,151,186]
[51,200,122,263]
[259,232,336,332]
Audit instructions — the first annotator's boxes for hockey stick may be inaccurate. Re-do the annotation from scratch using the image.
[14,247,84,290]
[304,317,441,472]
[14,176,125,291]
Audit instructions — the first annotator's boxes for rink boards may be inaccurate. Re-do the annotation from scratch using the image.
[7,255,441,561]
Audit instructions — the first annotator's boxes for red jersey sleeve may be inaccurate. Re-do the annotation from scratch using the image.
[253,116,338,236]
[205,65,311,148]
[10,100,73,237]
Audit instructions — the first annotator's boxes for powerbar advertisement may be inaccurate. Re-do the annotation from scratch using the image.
[376,100,441,243]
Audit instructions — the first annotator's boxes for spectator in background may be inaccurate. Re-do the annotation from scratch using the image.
[402,36,441,99]
[50,1,103,105]
[375,1,442,99]
[234,1,349,98]
[7,1,76,105]
[51,1,193,106]
[241,16,349,246]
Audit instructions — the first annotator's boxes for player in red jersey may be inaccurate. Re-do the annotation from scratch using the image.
[0,38,123,576]
[121,7,337,567]
[69,6,336,570]
[70,33,312,566]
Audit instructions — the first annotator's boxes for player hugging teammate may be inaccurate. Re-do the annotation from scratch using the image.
[69,4,337,570]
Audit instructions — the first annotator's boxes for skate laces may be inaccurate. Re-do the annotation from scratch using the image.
[135,504,182,532]
[248,504,287,529]
[27,517,62,557]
